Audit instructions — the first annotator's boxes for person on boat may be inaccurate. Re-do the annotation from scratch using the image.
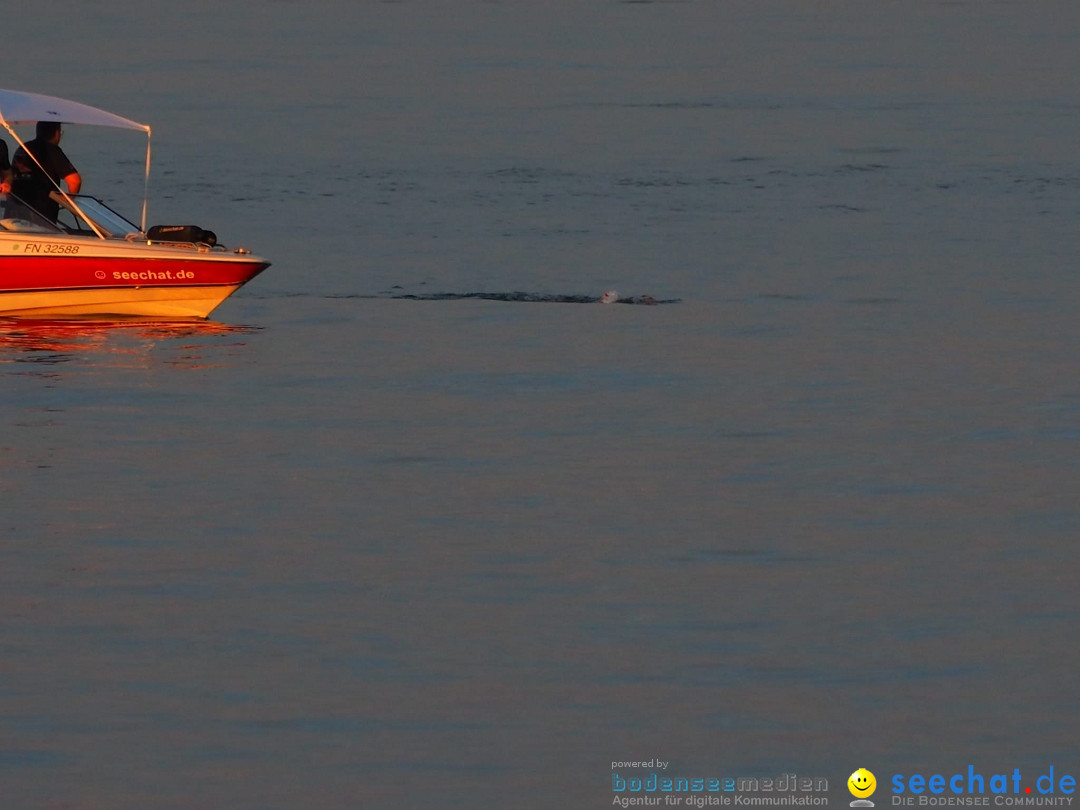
[9,121,82,222]
[0,138,10,195]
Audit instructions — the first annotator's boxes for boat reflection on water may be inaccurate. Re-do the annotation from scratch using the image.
[0,316,261,371]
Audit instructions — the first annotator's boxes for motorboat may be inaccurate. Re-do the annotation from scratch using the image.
[0,89,270,319]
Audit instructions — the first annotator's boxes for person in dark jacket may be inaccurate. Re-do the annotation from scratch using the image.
[0,138,11,195]
[10,121,82,222]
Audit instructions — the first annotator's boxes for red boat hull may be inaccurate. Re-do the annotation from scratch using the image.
[0,236,270,319]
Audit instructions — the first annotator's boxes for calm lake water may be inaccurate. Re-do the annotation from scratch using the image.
[2,2,1078,808]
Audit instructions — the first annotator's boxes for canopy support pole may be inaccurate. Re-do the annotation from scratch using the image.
[140,129,152,233]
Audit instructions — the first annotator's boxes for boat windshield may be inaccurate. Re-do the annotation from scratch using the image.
[55,195,142,238]
[1,192,64,233]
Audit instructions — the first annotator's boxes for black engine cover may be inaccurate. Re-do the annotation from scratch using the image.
[147,225,217,246]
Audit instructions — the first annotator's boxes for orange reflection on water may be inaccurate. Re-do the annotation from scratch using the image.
[0,317,261,371]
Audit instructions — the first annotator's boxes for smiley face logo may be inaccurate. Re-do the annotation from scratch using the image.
[848,768,877,798]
